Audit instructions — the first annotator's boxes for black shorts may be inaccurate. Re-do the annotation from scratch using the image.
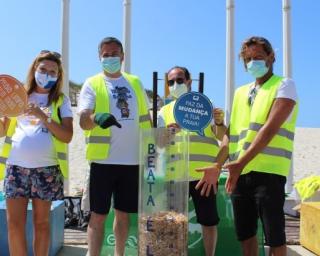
[89,163,139,215]
[231,171,286,247]
[189,180,220,226]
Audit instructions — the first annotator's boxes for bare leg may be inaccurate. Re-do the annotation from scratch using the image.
[6,198,29,256]
[32,198,51,256]
[241,235,259,256]
[202,225,217,256]
[269,245,286,256]
[113,209,130,256]
[87,212,107,256]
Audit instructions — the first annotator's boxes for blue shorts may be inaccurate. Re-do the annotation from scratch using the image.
[4,164,64,201]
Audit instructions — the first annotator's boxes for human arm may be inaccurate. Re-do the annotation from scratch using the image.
[77,79,121,130]
[78,80,97,130]
[79,109,96,130]
[25,102,73,143]
[211,108,227,140]
[195,128,230,196]
[224,98,296,193]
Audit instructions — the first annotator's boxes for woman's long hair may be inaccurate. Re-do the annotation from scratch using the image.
[25,51,64,106]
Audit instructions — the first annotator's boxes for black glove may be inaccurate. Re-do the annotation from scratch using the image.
[94,113,122,129]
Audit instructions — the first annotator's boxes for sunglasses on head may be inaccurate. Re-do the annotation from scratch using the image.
[40,50,61,59]
[168,78,185,86]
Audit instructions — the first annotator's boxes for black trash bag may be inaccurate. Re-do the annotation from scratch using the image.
[79,210,91,229]
[64,196,85,228]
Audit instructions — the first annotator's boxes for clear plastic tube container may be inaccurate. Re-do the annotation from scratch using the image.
[138,128,189,256]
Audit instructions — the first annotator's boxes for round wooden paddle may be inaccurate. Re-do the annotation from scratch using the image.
[0,74,28,117]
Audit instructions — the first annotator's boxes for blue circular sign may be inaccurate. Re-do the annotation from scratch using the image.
[173,92,213,136]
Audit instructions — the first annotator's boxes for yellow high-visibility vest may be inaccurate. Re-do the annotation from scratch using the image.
[85,72,151,161]
[161,101,220,179]
[0,95,69,179]
[229,75,298,177]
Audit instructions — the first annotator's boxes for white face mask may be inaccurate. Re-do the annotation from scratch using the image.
[34,71,58,89]
[169,82,188,99]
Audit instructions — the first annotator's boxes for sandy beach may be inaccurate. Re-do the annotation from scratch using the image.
[293,127,320,182]
[66,112,320,196]
[1,109,320,196]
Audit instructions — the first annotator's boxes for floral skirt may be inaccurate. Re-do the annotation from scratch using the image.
[4,164,64,201]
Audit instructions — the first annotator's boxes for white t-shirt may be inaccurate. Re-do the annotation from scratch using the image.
[274,78,298,101]
[78,74,142,165]
[7,93,73,168]
[251,77,298,121]
[251,77,298,101]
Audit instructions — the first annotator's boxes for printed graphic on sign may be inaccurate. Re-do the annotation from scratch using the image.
[174,92,212,136]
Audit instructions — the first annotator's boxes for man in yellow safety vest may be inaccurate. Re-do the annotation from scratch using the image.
[197,36,298,256]
[78,37,151,256]
[158,66,226,256]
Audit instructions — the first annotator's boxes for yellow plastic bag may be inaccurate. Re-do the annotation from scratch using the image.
[294,175,320,201]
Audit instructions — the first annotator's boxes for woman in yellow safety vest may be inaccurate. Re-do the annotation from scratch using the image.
[0,51,73,256]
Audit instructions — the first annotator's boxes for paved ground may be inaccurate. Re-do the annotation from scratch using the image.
[57,245,87,256]
[57,244,317,256]
[57,221,317,256]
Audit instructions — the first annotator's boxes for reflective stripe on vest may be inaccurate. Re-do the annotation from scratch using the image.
[229,75,298,176]
[230,143,292,162]
[161,100,219,179]
[0,157,7,164]
[140,114,151,123]
[57,152,67,161]
[229,122,294,143]
[85,72,151,161]
[85,136,111,144]
[175,135,219,147]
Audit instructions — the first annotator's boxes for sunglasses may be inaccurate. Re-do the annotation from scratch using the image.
[40,50,61,59]
[168,78,185,86]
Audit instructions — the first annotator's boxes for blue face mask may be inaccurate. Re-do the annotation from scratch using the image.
[101,57,121,74]
[246,60,269,78]
[35,71,58,89]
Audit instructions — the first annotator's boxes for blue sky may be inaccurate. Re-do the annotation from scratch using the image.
[1,0,319,127]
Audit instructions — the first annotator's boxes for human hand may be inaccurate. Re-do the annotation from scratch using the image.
[195,163,221,196]
[224,160,245,194]
[0,117,10,136]
[25,103,45,119]
[94,113,122,129]
[167,123,181,133]
[213,108,224,126]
